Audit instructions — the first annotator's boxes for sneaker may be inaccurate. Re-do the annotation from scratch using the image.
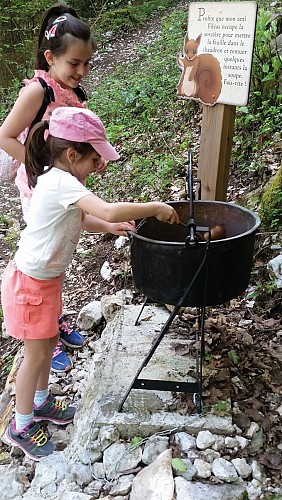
[34,392,76,425]
[5,419,54,461]
[51,341,73,373]
[59,316,86,348]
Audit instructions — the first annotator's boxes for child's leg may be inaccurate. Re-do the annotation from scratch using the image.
[36,333,59,391]
[15,337,55,416]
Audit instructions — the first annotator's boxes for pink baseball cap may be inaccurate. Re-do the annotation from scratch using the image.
[49,107,120,160]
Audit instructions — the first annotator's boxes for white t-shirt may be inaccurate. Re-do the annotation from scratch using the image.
[15,168,91,279]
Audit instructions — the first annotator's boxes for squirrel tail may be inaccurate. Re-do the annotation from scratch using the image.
[196,54,222,104]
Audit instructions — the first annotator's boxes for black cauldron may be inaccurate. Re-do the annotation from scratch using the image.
[129,200,260,307]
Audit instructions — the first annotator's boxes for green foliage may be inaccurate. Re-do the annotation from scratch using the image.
[259,166,282,230]
[94,0,176,37]
[233,8,282,170]
[213,400,228,412]
[171,458,187,473]
[0,0,51,92]
[4,354,14,373]
[87,9,194,201]
[228,350,240,365]
[130,436,142,447]
[247,279,277,301]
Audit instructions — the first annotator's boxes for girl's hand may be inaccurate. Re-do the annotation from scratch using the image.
[110,220,136,236]
[155,203,180,225]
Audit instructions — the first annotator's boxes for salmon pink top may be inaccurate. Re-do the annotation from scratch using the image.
[15,69,87,199]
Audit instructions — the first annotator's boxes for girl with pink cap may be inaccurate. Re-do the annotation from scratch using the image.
[1,106,179,460]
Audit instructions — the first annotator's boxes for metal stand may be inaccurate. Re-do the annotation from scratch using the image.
[118,151,211,414]
[118,236,210,414]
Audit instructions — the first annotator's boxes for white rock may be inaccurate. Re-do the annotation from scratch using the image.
[236,435,249,449]
[267,254,282,288]
[142,435,169,465]
[246,478,263,500]
[212,458,238,483]
[130,449,174,500]
[225,436,239,449]
[114,236,128,250]
[174,432,196,453]
[196,430,215,450]
[174,477,247,499]
[76,300,102,330]
[100,260,112,281]
[194,458,212,478]
[245,422,260,438]
[231,458,252,478]
[251,460,264,482]
[103,442,142,480]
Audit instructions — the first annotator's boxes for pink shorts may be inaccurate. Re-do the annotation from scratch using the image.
[1,262,62,340]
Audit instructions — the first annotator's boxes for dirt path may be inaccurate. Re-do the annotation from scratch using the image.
[85,1,187,91]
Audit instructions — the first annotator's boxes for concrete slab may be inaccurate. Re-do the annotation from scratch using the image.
[82,304,235,438]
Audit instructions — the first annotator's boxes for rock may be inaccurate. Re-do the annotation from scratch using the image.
[100,261,112,281]
[196,430,215,450]
[65,462,93,486]
[212,458,238,483]
[0,466,25,499]
[194,458,212,478]
[174,477,247,499]
[130,449,174,500]
[232,458,252,479]
[173,458,197,481]
[173,431,196,453]
[103,442,142,480]
[76,301,102,330]
[141,435,169,465]
[267,254,282,288]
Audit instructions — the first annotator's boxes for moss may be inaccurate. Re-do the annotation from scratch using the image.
[259,164,282,229]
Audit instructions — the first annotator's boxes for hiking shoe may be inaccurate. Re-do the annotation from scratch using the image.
[5,419,54,461]
[51,341,73,373]
[34,392,76,425]
[59,316,86,348]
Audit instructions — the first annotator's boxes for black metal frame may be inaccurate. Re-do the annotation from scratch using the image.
[118,151,210,414]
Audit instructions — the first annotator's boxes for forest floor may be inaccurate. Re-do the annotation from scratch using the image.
[0,1,281,494]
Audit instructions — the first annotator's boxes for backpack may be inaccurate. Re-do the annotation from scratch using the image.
[0,78,87,182]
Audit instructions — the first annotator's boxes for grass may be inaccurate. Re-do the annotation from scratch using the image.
[87,7,198,202]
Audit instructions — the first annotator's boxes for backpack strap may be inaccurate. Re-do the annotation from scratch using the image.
[74,84,87,102]
[29,77,55,130]
[27,78,86,137]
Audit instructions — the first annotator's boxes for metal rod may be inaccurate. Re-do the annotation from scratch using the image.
[118,241,210,413]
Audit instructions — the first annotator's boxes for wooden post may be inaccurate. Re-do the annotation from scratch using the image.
[197,103,236,201]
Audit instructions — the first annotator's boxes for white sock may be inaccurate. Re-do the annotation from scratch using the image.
[15,411,34,432]
[33,388,49,407]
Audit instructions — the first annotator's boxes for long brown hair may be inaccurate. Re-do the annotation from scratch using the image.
[25,121,94,189]
[36,3,96,72]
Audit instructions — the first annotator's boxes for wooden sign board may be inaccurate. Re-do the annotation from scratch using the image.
[176,1,258,106]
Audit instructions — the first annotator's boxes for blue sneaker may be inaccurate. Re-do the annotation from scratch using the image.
[51,341,73,373]
[59,316,86,348]
[5,419,54,461]
[34,393,75,425]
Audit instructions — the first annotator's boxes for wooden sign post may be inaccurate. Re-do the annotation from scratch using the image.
[176,1,258,200]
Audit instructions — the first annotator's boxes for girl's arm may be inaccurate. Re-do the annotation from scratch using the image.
[0,82,44,163]
[82,213,136,236]
[75,193,179,225]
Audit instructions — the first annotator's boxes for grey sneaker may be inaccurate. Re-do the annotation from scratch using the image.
[34,392,75,425]
[5,419,54,461]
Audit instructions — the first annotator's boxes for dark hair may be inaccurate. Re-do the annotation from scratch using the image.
[36,3,96,71]
[25,121,94,189]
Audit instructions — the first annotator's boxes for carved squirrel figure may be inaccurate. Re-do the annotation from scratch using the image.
[176,34,222,105]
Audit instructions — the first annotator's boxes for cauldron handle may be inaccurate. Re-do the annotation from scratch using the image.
[186,150,197,247]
